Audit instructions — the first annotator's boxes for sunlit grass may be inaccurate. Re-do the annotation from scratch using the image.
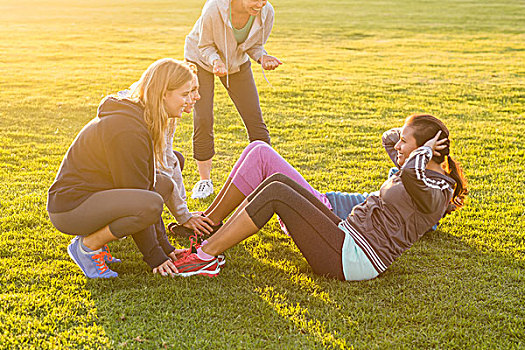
[0,0,524,348]
[256,286,349,350]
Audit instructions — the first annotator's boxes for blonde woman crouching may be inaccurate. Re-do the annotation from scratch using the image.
[47,58,194,278]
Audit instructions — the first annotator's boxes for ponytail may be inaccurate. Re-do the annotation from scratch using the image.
[446,155,468,209]
[405,114,468,212]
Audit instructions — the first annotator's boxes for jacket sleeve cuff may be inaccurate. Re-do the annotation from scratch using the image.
[208,53,221,66]
[142,245,170,269]
[250,49,267,64]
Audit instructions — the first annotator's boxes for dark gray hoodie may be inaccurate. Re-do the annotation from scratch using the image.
[48,97,154,213]
[48,96,173,268]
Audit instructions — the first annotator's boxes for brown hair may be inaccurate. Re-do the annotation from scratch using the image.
[405,114,468,209]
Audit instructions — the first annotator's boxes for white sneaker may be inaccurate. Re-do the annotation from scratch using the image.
[191,180,214,199]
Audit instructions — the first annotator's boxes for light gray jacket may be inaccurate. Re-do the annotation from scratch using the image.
[184,0,274,75]
[158,121,192,224]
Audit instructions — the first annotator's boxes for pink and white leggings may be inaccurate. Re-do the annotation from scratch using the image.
[228,141,332,210]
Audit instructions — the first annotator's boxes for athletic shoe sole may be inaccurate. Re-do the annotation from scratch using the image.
[67,242,90,277]
[191,182,214,199]
[175,259,221,277]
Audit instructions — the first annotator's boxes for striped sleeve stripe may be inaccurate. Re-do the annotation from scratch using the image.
[340,220,388,273]
[413,149,451,191]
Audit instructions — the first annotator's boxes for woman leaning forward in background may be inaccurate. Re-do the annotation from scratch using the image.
[185,0,282,199]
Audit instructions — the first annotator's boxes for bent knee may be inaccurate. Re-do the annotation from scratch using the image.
[250,142,280,162]
[142,192,164,224]
[266,173,292,184]
[262,181,292,197]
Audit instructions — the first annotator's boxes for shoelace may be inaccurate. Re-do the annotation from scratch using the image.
[189,233,201,253]
[91,252,109,273]
[176,233,200,262]
[102,245,115,260]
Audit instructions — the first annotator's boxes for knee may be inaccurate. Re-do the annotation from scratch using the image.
[257,143,278,158]
[250,142,277,163]
[266,173,292,184]
[142,193,164,225]
[261,181,290,198]
[242,141,269,158]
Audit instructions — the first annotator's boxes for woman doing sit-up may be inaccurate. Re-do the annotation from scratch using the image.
[172,114,467,280]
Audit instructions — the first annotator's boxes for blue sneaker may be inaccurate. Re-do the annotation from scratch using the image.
[102,244,121,264]
[67,237,118,279]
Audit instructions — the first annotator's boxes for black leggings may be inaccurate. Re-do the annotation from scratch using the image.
[245,173,346,280]
[191,61,271,161]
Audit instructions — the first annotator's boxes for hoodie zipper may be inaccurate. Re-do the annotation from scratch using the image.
[223,0,271,87]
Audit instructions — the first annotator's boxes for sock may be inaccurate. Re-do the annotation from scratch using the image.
[80,238,101,254]
[196,247,215,260]
[201,239,208,246]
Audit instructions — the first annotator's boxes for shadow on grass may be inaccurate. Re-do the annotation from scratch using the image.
[86,224,524,349]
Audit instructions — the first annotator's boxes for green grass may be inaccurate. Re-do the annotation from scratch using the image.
[1,0,524,348]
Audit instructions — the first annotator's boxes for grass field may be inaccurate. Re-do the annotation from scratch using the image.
[1,0,524,348]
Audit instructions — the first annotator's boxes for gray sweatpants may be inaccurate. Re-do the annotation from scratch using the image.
[48,173,174,238]
[48,174,176,268]
[245,173,346,280]
[192,60,271,161]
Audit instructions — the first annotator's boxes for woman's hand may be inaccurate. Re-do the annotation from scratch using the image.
[260,55,282,70]
[152,259,178,277]
[182,213,215,235]
[212,59,228,77]
[168,249,186,262]
[423,130,449,157]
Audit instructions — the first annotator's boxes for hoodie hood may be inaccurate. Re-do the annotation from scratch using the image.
[97,95,144,121]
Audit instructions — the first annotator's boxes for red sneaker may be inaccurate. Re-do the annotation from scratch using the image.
[173,252,220,277]
[173,234,225,267]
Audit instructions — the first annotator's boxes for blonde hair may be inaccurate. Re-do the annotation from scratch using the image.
[130,58,193,168]
[166,61,199,142]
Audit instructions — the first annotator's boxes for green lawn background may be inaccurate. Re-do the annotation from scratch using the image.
[0,0,524,348]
